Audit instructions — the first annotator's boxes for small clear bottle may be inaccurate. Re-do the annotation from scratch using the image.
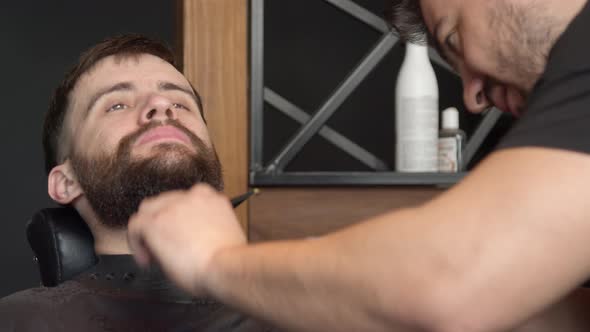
[438,107,466,172]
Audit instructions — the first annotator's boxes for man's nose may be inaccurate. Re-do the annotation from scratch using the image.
[460,69,490,113]
[139,94,178,125]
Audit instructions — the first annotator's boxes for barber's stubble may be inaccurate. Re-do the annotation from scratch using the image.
[71,119,223,228]
[489,0,563,94]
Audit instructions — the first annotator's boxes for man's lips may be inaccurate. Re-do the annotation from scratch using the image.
[135,125,192,147]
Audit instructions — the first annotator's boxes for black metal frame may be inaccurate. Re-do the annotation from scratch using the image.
[250,0,501,186]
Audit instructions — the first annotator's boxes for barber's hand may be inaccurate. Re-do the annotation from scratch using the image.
[127,183,247,296]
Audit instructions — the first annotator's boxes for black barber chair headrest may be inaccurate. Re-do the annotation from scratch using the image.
[27,192,253,287]
[27,207,96,287]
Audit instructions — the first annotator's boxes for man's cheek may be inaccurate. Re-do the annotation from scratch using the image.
[196,129,213,148]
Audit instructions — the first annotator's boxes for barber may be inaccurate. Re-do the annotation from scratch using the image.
[128,0,590,330]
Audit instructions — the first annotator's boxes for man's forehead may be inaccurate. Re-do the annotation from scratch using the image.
[69,54,190,112]
[64,53,191,141]
[76,54,187,91]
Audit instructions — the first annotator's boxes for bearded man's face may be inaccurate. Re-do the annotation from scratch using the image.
[64,54,223,227]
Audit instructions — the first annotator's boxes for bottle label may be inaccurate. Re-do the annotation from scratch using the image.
[438,137,459,172]
[396,97,438,172]
[398,97,438,138]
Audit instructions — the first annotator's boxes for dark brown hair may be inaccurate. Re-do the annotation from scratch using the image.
[43,34,204,174]
[387,0,428,43]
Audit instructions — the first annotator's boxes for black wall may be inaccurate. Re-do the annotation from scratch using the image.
[0,1,176,298]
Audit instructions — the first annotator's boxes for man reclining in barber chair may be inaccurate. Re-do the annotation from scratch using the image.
[0,34,274,332]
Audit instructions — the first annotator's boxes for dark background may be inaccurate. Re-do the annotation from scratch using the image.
[0,0,513,298]
[0,1,176,297]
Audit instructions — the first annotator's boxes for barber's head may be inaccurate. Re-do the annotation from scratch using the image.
[43,34,223,228]
[389,0,573,115]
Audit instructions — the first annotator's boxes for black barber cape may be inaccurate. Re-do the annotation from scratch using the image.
[0,255,276,332]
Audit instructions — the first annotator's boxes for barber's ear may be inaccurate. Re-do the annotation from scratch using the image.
[48,160,83,204]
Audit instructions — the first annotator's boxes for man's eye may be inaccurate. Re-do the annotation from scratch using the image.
[172,103,189,110]
[445,31,461,55]
[107,103,128,112]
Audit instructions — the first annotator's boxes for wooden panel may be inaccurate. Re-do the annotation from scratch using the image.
[249,187,444,241]
[182,0,249,228]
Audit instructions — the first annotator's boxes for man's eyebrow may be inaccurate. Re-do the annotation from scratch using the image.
[86,82,134,115]
[158,81,201,109]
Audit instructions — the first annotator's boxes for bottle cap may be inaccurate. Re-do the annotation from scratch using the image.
[442,107,459,130]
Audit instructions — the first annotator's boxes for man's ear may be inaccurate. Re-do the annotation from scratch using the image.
[48,160,83,204]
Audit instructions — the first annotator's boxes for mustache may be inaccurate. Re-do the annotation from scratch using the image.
[119,119,206,154]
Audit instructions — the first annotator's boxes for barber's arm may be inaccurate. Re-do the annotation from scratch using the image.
[128,147,590,332]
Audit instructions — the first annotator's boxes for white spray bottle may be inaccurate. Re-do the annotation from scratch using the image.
[395,42,439,172]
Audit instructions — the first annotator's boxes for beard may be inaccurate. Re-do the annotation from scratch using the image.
[489,0,562,94]
[70,119,223,229]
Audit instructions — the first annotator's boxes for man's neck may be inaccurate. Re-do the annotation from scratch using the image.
[93,227,131,255]
[73,199,132,255]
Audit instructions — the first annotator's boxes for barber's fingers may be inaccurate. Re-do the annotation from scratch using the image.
[128,192,178,267]
[128,213,154,268]
[127,183,220,268]
[127,190,190,264]
[128,204,180,269]
[136,183,219,215]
